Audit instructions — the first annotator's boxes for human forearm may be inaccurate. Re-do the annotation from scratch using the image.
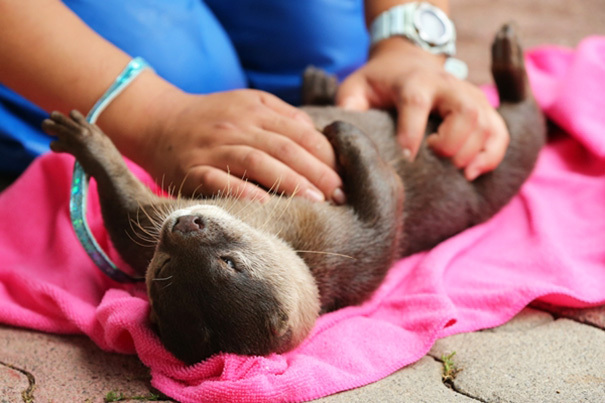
[0,0,131,114]
[0,0,176,159]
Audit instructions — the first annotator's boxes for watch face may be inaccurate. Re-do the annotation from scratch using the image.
[414,4,453,46]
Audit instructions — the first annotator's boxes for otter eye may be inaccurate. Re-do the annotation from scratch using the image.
[155,257,171,276]
[220,256,237,271]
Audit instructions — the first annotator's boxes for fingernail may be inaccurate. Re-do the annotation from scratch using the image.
[248,190,271,204]
[426,133,438,146]
[341,96,365,111]
[257,193,271,203]
[331,187,347,205]
[465,166,481,181]
[305,188,325,202]
[402,148,412,161]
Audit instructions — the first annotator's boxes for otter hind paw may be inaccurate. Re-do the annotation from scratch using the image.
[491,23,528,102]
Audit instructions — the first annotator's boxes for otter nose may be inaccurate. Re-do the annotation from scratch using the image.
[173,215,205,233]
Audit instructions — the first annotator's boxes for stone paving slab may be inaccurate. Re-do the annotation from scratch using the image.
[0,364,30,403]
[316,356,476,403]
[317,307,605,402]
[531,302,605,329]
[0,325,169,403]
[2,307,604,402]
[428,308,605,403]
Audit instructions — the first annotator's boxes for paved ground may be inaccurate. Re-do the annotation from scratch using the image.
[1,0,604,401]
[1,306,603,402]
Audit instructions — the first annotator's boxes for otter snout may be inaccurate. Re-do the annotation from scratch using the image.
[173,215,205,234]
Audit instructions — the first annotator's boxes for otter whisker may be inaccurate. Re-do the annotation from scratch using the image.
[225,165,233,199]
[256,177,288,231]
[294,250,357,260]
[224,176,264,219]
[129,207,161,243]
[218,168,248,201]
[127,213,157,241]
[235,172,256,201]
[266,188,296,236]
[190,182,204,200]
[128,224,157,243]
[170,183,180,199]
[266,176,282,195]
[137,202,164,231]
[214,168,241,210]
[177,170,194,201]
[158,174,167,197]
[152,275,174,282]
[131,218,159,242]
[125,229,155,248]
[259,186,285,231]
[146,201,170,222]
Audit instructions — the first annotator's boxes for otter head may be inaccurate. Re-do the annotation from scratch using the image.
[146,204,320,364]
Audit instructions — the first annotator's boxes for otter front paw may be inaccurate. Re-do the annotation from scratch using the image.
[323,121,403,222]
[42,110,107,156]
[42,110,125,178]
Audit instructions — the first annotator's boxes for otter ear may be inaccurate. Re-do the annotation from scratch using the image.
[269,310,290,338]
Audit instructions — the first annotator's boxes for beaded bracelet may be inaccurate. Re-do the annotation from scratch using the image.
[70,57,151,282]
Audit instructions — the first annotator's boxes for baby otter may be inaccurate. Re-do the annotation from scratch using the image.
[42,25,545,364]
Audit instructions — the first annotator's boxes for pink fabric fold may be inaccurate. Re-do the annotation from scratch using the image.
[1,37,604,402]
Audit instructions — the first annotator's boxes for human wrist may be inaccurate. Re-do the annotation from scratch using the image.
[370,35,446,67]
[366,1,468,79]
[94,67,183,168]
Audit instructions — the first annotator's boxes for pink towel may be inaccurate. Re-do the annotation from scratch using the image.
[1,37,604,402]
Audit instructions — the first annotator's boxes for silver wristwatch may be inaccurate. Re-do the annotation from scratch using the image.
[370,2,468,79]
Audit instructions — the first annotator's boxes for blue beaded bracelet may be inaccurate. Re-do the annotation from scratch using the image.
[70,57,151,283]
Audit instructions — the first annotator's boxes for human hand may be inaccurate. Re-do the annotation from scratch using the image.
[336,37,509,181]
[135,88,344,203]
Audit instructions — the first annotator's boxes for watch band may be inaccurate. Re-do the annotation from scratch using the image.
[370,2,456,56]
[370,2,468,79]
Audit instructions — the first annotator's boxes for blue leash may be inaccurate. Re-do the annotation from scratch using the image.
[70,57,150,283]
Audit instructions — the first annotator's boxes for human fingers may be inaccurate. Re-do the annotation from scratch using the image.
[463,111,510,181]
[205,145,335,203]
[335,72,373,111]
[449,123,488,169]
[256,92,340,174]
[426,78,482,158]
[427,104,481,165]
[249,130,344,203]
[259,106,338,172]
[429,78,510,179]
[395,76,436,159]
[258,91,316,126]
[252,99,345,201]
[184,165,271,202]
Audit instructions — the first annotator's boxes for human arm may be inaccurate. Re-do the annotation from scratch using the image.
[0,0,343,202]
[337,0,509,181]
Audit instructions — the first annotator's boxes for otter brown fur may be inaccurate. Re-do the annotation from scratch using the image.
[41,25,545,364]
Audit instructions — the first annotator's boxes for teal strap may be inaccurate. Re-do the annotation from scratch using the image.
[70,57,151,283]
